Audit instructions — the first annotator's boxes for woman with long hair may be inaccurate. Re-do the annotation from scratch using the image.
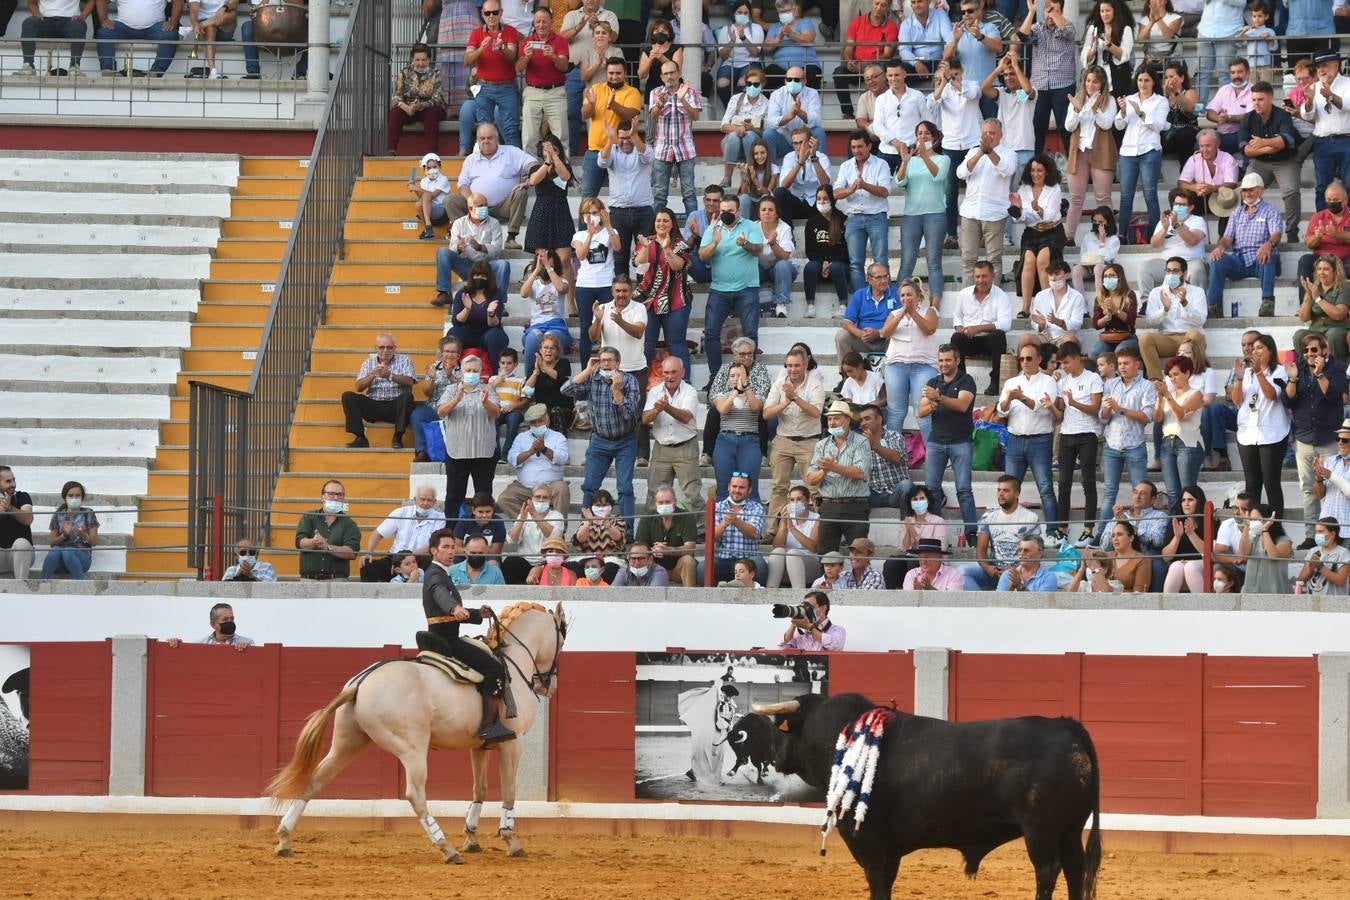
[1137,0,1182,77]
[1012,153,1067,318]
[881,278,939,439]
[520,248,573,376]
[711,361,766,501]
[765,484,821,589]
[1154,355,1205,513]
[803,185,850,318]
[738,139,779,221]
[633,207,694,377]
[637,17,684,101]
[524,132,576,313]
[521,331,574,433]
[1114,66,1168,244]
[1072,206,1121,294]
[895,120,949,306]
[1089,262,1138,356]
[1162,485,1207,593]
[1294,254,1350,364]
[1238,502,1293,594]
[1232,333,1292,515]
[572,196,620,365]
[448,259,509,363]
[1105,519,1151,592]
[41,480,98,580]
[1160,61,1200,163]
[1080,0,1136,97]
[1063,66,1118,241]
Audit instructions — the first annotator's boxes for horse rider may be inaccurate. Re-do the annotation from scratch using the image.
[420,527,516,745]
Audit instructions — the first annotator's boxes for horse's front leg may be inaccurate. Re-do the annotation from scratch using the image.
[462,746,490,853]
[496,738,527,857]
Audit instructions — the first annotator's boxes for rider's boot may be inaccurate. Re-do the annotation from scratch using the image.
[477,694,516,745]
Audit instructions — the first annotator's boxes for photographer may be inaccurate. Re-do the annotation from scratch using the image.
[776,591,846,651]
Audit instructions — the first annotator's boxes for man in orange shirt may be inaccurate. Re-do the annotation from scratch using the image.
[832,0,898,119]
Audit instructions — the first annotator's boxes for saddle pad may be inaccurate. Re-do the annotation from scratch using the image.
[414,649,485,684]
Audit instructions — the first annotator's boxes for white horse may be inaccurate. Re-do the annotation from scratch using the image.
[267,601,567,862]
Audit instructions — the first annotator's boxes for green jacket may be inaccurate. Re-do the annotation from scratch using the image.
[294,510,362,579]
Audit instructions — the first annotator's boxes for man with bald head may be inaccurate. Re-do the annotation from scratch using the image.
[432,190,512,307]
[341,333,416,448]
[359,485,446,582]
[443,122,535,249]
[764,64,826,160]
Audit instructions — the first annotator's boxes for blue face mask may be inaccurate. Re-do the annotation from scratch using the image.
[323,500,346,515]
[1171,204,1189,219]
[462,371,482,387]
[734,13,750,25]
[529,424,548,437]
[522,384,536,397]
[827,425,846,438]
[1316,532,1331,548]
[1014,88,1029,104]
[786,80,803,96]
[552,176,568,190]
[745,84,761,99]
[779,11,794,24]
[1102,276,1119,291]
[1164,273,1183,290]
[911,499,929,516]
[238,554,257,568]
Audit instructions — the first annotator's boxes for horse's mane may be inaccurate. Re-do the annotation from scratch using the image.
[485,602,550,651]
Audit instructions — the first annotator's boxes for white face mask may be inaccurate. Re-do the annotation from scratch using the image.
[816,202,832,215]
[1212,578,1227,592]
[1049,279,1067,292]
[532,500,551,513]
[65,496,82,510]
[592,505,612,518]
[586,213,601,227]
[656,503,675,516]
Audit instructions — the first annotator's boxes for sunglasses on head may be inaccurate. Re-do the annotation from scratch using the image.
[731,470,751,479]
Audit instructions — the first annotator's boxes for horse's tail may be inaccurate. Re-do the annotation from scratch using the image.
[266,683,357,801]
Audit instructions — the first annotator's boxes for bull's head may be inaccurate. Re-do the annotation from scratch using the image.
[752,696,816,780]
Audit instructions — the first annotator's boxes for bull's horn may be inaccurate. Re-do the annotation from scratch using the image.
[752,700,800,716]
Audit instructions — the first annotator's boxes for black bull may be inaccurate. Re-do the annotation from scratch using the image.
[723,713,779,783]
[755,693,1102,900]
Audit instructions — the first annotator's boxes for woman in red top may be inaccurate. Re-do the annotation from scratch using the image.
[633,206,693,377]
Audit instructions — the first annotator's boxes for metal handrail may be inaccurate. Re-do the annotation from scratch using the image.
[187,0,392,576]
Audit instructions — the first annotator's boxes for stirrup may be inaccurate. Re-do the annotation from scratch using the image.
[477,720,517,746]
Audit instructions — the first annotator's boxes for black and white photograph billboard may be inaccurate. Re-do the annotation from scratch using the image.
[634,651,828,803]
[0,645,30,790]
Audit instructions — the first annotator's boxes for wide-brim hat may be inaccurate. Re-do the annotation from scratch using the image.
[825,399,854,419]
[1338,418,1350,436]
[721,684,740,696]
[914,537,949,555]
[1313,50,1342,66]
[1210,186,1240,218]
[540,536,568,554]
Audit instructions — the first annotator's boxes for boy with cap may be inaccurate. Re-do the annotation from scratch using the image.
[410,152,452,240]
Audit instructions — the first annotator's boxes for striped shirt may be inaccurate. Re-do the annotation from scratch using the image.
[713,497,766,559]
[1100,375,1156,451]
[358,353,415,402]
[439,383,502,459]
[810,431,873,499]
[711,362,771,434]
[648,84,700,163]
[1222,199,1283,266]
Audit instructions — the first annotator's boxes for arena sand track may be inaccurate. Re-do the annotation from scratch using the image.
[2,820,1348,898]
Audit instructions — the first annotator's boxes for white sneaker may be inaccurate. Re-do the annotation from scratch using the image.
[67,64,82,77]
[209,67,225,80]
[1003,233,1015,248]
[805,303,816,318]
[774,303,787,318]
[17,63,35,76]
[832,305,844,318]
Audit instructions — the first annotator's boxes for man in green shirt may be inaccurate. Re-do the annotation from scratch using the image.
[633,485,699,586]
[295,479,362,580]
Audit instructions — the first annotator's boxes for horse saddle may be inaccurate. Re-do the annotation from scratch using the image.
[412,640,492,685]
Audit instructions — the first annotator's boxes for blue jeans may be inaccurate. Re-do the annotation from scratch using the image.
[459,98,478,152]
[96,20,179,73]
[1004,433,1058,531]
[1098,443,1148,534]
[581,149,608,200]
[474,81,522,147]
[1197,38,1236,104]
[1209,251,1278,309]
[645,304,693,378]
[566,67,585,155]
[241,19,307,77]
[1088,334,1139,357]
[703,287,760,378]
[883,361,938,440]
[1117,149,1161,244]
[1160,437,1205,515]
[575,284,611,365]
[898,212,946,296]
[845,211,889,293]
[690,256,712,284]
[1313,135,1350,211]
[523,320,572,375]
[803,259,849,306]
[925,439,977,541]
[721,131,758,163]
[412,404,438,454]
[652,157,697,217]
[713,431,762,501]
[943,147,967,238]
[435,247,510,293]
[870,480,914,509]
[42,547,91,579]
[581,433,638,529]
[961,562,1001,591]
[759,260,797,307]
[1203,403,1238,455]
[497,409,524,459]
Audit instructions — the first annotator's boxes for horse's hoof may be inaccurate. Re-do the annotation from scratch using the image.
[507,845,528,859]
[463,838,482,853]
[276,847,294,858]
[443,851,465,865]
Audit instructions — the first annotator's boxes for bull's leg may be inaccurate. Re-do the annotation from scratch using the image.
[726,755,744,779]
[1058,825,1087,900]
[1023,833,1063,900]
[275,710,372,857]
[400,747,463,865]
[862,850,901,900]
[463,746,490,853]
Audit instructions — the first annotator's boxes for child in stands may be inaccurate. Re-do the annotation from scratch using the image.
[491,347,527,458]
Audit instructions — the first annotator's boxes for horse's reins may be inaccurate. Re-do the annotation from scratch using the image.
[486,609,567,697]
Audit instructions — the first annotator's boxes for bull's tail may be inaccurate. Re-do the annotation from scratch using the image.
[1075,720,1103,900]
[266,683,357,801]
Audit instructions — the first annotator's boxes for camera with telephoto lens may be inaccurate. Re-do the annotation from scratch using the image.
[771,603,815,622]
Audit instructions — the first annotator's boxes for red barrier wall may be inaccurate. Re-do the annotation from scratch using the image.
[18,642,111,795]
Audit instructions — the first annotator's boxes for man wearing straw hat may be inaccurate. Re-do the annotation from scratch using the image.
[496,403,570,517]
[1207,170,1283,318]
[807,400,873,556]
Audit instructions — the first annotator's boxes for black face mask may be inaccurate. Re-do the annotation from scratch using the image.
[1330,201,1345,214]
[653,33,670,43]
[471,277,488,288]
[720,211,737,226]
[219,620,237,636]
[466,554,486,569]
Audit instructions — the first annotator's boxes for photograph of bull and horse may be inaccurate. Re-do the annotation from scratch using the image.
[634,651,828,802]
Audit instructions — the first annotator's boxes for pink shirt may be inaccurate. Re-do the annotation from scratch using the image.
[779,618,848,651]
[1179,150,1239,187]
[904,564,965,591]
[897,514,950,552]
[1205,82,1253,134]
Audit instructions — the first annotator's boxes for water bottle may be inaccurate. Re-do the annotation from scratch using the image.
[1231,299,1239,319]
[1293,580,1305,595]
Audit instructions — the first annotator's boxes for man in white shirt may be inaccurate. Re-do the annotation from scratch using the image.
[773,129,832,225]
[956,118,1017,286]
[1139,188,1210,295]
[642,356,702,512]
[1212,491,1253,572]
[1303,50,1350,213]
[764,66,827,160]
[432,192,511,307]
[1028,258,1086,354]
[961,475,1042,590]
[929,56,982,246]
[1054,343,1104,545]
[20,0,95,75]
[763,347,826,538]
[588,275,649,381]
[358,485,446,582]
[997,343,1061,534]
[873,60,928,172]
[95,0,181,76]
[951,260,1013,394]
[445,123,536,248]
[496,404,570,518]
[1138,257,1209,379]
[833,130,894,292]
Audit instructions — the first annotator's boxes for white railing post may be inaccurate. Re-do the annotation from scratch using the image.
[307,0,332,100]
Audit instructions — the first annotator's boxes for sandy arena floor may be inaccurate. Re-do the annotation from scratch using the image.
[3,818,1350,899]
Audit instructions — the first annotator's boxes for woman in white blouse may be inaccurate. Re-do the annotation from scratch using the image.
[716,2,766,106]
[1080,0,1136,97]
[1136,0,1183,75]
[765,484,821,588]
[1011,154,1066,319]
[1064,66,1118,241]
[1231,333,1291,516]
[1113,66,1168,245]
[880,278,940,440]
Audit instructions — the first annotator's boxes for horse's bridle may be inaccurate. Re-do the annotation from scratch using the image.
[491,611,567,697]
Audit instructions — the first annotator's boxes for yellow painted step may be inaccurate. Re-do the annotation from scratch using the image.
[124,549,194,576]
[310,349,441,373]
[311,325,443,350]
[192,302,271,325]
[342,240,443,263]
[222,218,299,239]
[215,238,287,261]
[211,259,283,282]
[240,157,312,177]
[324,303,442,326]
[161,421,188,444]
[344,219,428,240]
[286,447,412,472]
[301,374,358,399]
[190,323,266,347]
[176,372,249,394]
[181,349,257,372]
[327,283,437,303]
[294,400,342,423]
[235,177,305,198]
[169,398,191,420]
[292,421,412,448]
[331,261,436,282]
[145,472,188,496]
[230,196,302,218]
[155,447,188,470]
[346,198,427,219]
[137,498,190,524]
[276,473,410,499]
[364,158,464,179]
[203,281,276,302]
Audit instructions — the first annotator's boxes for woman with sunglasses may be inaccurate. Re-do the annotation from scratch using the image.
[1285,333,1350,547]
[719,67,771,187]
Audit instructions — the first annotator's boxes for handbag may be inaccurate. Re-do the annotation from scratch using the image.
[971,426,1001,471]
[422,420,447,463]
[903,430,926,468]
